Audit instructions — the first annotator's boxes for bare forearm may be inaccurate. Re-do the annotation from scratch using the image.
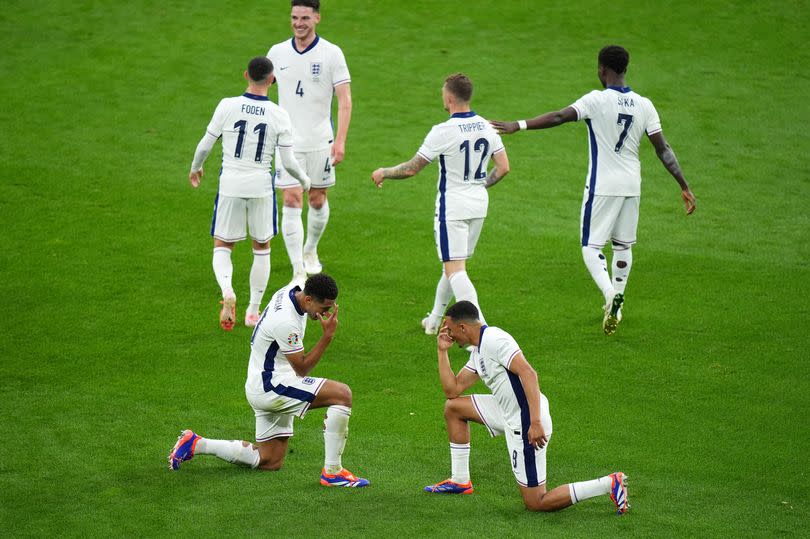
[335,101,351,148]
[293,336,334,377]
[382,156,425,179]
[657,144,689,190]
[437,349,460,397]
[519,370,542,423]
[484,166,507,188]
[526,110,569,130]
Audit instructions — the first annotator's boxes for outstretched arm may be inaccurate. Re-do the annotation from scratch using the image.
[484,149,510,189]
[371,153,430,188]
[648,131,696,215]
[491,106,578,135]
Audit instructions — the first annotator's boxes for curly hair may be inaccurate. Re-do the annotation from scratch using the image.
[598,45,630,74]
[304,273,338,301]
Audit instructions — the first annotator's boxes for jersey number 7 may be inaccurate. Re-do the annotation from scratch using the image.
[614,113,634,153]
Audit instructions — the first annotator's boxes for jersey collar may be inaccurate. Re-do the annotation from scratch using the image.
[477,324,488,352]
[291,34,320,55]
[243,93,269,101]
[607,86,632,93]
[289,286,307,316]
[450,111,476,118]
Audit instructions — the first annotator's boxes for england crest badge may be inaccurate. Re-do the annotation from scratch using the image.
[310,62,322,80]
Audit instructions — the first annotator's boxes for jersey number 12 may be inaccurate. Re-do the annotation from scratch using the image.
[460,138,490,181]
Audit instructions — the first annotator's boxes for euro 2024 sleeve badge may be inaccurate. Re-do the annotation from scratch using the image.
[288,333,300,346]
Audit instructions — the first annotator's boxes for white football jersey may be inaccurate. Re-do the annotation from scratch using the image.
[570,87,661,197]
[417,111,505,221]
[245,285,307,394]
[267,35,350,152]
[206,93,293,198]
[463,325,532,433]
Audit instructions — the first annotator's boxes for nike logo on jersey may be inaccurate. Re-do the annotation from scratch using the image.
[279,66,289,70]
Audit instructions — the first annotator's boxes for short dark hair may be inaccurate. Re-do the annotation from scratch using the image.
[292,0,320,11]
[247,56,274,82]
[445,301,480,323]
[304,273,338,301]
[444,73,473,102]
[598,45,630,74]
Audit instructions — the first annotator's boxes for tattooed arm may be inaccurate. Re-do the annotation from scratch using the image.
[648,131,696,215]
[371,154,431,188]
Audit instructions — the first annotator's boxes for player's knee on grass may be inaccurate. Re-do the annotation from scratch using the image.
[256,441,287,471]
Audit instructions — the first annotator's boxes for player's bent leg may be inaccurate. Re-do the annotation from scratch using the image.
[310,380,352,409]
[424,397,483,494]
[520,484,575,512]
[255,438,289,471]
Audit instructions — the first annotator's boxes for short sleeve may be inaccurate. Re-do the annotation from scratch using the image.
[463,356,478,373]
[331,46,351,87]
[205,99,228,138]
[570,90,602,121]
[276,322,305,355]
[644,98,662,135]
[277,109,294,148]
[417,125,446,162]
[490,131,505,154]
[494,334,522,370]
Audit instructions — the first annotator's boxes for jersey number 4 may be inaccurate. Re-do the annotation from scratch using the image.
[233,120,267,162]
[614,113,634,153]
[296,81,304,97]
[460,138,490,181]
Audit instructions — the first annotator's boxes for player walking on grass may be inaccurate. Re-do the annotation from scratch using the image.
[268,0,352,284]
[424,300,628,514]
[372,73,510,335]
[492,45,696,335]
[188,57,311,330]
[168,273,369,487]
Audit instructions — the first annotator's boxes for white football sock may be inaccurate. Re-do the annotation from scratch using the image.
[282,206,305,274]
[304,200,330,253]
[196,438,260,469]
[323,405,351,474]
[582,246,615,303]
[248,248,271,314]
[448,271,486,324]
[450,442,471,484]
[430,273,453,321]
[212,247,234,298]
[611,246,633,295]
[568,475,611,504]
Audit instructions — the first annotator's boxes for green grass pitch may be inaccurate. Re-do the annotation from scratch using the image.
[1,0,808,536]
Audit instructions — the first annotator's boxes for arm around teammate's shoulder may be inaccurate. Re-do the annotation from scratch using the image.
[491,106,578,134]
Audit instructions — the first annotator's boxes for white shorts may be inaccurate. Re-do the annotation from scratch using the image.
[471,393,553,488]
[275,147,335,189]
[580,193,639,248]
[211,194,277,243]
[245,376,326,442]
[434,218,484,262]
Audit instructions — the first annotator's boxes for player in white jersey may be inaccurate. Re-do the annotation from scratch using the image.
[267,0,352,283]
[423,301,629,514]
[168,273,369,487]
[188,57,312,330]
[492,45,696,335]
[372,73,510,334]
